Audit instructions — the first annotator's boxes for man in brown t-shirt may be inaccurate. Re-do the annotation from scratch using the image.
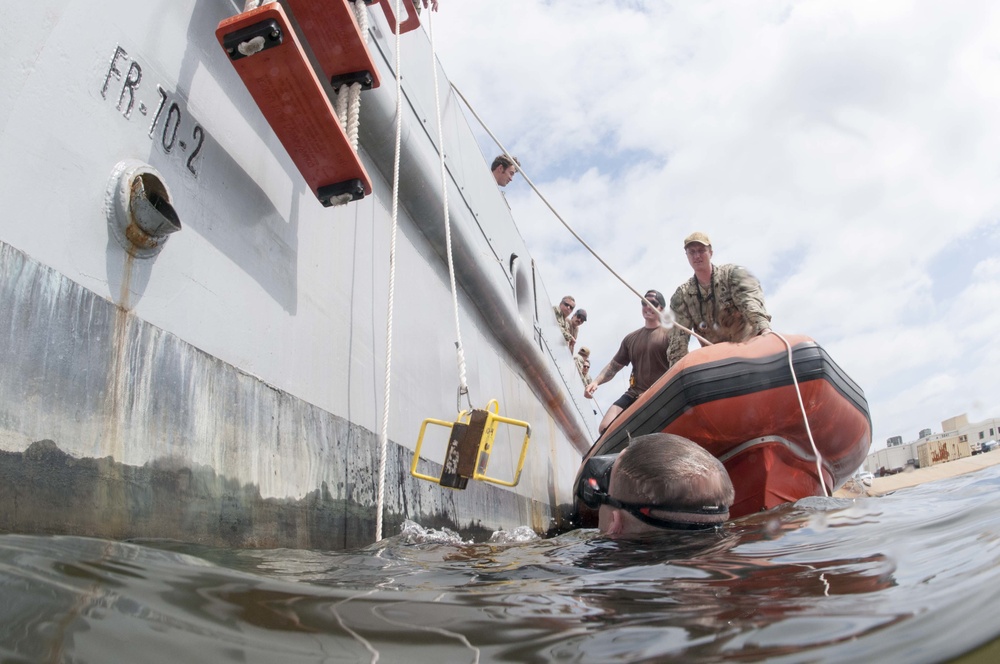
[584,289,671,434]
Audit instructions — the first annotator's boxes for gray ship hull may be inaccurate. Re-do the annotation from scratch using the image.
[0,0,594,548]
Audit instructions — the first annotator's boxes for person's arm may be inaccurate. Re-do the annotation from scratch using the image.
[561,324,574,345]
[553,307,574,346]
[666,327,689,367]
[666,288,693,366]
[729,266,772,334]
[584,360,625,399]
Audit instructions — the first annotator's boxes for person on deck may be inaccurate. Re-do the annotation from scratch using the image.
[595,433,734,537]
[584,290,671,434]
[567,308,587,354]
[554,295,576,348]
[491,154,519,187]
[574,346,592,385]
[667,232,772,367]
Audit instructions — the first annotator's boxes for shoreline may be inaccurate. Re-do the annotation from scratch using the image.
[834,451,1000,498]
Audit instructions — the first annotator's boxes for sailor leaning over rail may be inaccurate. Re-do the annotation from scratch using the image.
[667,232,772,367]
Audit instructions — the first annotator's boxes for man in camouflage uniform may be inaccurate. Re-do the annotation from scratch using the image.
[667,232,771,367]
[554,295,575,348]
[574,347,592,386]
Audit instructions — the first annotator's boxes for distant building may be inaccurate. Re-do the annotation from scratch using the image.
[917,439,968,468]
[863,413,1000,474]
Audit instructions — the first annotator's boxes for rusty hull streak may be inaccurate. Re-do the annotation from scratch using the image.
[124,223,158,250]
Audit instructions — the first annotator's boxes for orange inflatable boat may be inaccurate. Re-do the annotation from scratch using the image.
[574,333,871,522]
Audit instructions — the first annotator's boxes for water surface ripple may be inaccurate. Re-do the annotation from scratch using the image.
[3,466,1000,663]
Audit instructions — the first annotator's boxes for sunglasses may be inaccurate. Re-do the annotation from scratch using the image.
[561,301,573,308]
[576,453,728,531]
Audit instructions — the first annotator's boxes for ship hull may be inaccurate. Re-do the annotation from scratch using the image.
[0,0,593,548]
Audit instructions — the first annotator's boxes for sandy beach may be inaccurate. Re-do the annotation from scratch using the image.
[834,450,1000,498]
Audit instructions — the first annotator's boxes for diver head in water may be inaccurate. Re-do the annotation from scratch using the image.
[578,433,734,538]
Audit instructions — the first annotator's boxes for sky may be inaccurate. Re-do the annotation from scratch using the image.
[422,0,1000,451]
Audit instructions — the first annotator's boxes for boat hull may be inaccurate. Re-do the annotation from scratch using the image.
[575,333,871,521]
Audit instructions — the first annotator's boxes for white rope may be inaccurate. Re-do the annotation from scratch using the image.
[343,1,370,150]
[242,0,273,10]
[237,36,266,57]
[375,0,406,543]
[449,83,712,347]
[238,0,276,55]
[345,83,363,149]
[773,332,829,497]
[330,2,370,151]
[426,7,470,409]
[335,83,350,128]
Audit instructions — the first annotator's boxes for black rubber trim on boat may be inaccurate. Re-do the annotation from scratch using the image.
[594,340,870,456]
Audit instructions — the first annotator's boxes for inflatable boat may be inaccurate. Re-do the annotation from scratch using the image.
[574,333,871,521]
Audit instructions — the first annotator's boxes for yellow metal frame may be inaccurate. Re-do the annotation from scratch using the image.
[410,399,532,488]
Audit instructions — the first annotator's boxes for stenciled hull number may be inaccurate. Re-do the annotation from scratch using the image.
[100,45,206,177]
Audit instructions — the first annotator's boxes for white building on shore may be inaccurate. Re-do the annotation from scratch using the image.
[863,414,1000,474]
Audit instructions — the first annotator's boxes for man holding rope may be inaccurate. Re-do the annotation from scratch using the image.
[584,289,671,434]
[667,232,772,367]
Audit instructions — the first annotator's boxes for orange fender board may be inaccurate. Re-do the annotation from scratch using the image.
[377,0,421,35]
[217,5,372,205]
[284,0,381,90]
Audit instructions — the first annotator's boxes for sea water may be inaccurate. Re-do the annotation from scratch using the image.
[3,466,1000,663]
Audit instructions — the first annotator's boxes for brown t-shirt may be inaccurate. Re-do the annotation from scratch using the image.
[612,325,672,398]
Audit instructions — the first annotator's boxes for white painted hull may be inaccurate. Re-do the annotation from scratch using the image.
[0,0,595,548]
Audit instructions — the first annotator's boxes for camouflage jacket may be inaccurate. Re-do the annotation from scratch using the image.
[667,263,771,366]
[574,355,592,387]
[553,305,574,345]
